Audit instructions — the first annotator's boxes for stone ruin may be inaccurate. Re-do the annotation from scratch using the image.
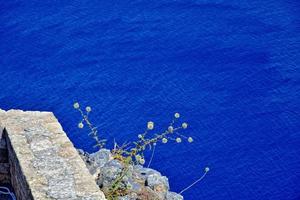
[0,109,106,200]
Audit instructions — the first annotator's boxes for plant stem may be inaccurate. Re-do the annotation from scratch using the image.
[179,171,208,194]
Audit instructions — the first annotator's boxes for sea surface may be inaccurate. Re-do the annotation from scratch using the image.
[0,0,300,199]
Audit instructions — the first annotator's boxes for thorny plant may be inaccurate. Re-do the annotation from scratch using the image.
[74,102,209,199]
[74,103,106,149]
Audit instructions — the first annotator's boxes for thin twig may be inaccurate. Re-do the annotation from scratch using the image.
[147,143,156,168]
[179,171,208,194]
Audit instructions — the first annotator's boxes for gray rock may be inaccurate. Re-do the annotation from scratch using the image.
[79,149,183,200]
[77,149,85,156]
[78,149,113,178]
[166,191,184,200]
[104,159,123,169]
[118,193,138,200]
[98,160,124,188]
[134,166,161,176]
[132,165,161,184]
[89,149,112,168]
[138,186,164,200]
[146,173,169,197]
[87,164,101,178]
[127,177,142,193]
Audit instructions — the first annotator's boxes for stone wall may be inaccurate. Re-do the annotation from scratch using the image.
[0,128,10,184]
[0,109,106,200]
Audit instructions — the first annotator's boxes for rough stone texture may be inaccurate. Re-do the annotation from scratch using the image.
[98,160,124,191]
[0,109,106,200]
[79,149,183,200]
[146,173,169,195]
[79,149,113,180]
[165,192,183,200]
[0,132,10,184]
[137,187,164,200]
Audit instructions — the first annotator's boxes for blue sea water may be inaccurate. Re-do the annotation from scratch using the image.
[0,0,300,199]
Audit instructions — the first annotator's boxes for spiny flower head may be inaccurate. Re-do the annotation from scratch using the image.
[135,154,142,161]
[174,113,180,119]
[73,102,80,109]
[205,167,210,172]
[78,122,84,129]
[135,154,145,165]
[182,122,188,129]
[147,121,154,130]
[176,137,182,143]
[139,158,145,165]
[86,106,92,112]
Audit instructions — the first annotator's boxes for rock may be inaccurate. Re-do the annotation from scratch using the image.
[97,160,124,190]
[77,149,91,164]
[78,148,113,178]
[118,193,138,200]
[89,149,112,168]
[77,149,85,156]
[79,148,183,200]
[166,191,184,200]
[126,177,142,193]
[137,186,163,200]
[146,173,169,194]
[132,165,161,185]
[0,109,106,200]
[104,159,123,170]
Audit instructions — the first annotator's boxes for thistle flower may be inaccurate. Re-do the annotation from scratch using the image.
[162,138,168,143]
[188,137,194,143]
[147,121,154,130]
[176,137,182,143]
[86,106,92,112]
[131,148,137,154]
[205,167,210,172]
[78,122,84,129]
[73,102,80,109]
[135,154,142,161]
[174,113,180,119]
[139,158,145,165]
[182,122,188,129]
[135,154,145,164]
[168,126,174,133]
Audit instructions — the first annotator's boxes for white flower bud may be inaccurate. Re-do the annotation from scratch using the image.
[135,154,141,161]
[188,137,194,143]
[85,106,92,112]
[162,138,168,143]
[139,158,145,165]
[205,167,210,172]
[176,138,182,143]
[147,121,154,130]
[78,122,84,129]
[73,102,80,109]
[182,122,188,129]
